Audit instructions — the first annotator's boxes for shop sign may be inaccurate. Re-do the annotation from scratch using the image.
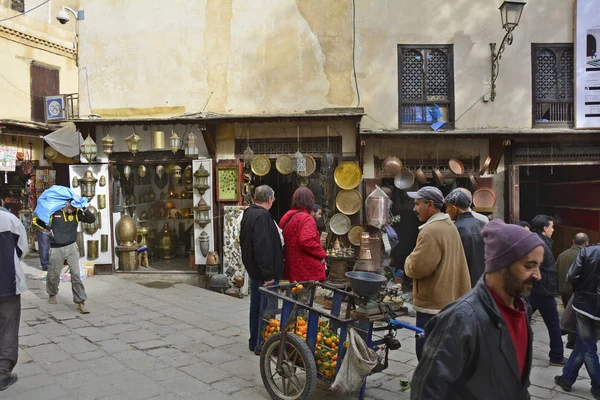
[576,0,600,128]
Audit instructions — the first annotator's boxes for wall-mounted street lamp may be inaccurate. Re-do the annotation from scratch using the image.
[490,1,526,101]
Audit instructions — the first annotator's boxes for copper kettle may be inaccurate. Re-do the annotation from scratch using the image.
[206,251,220,265]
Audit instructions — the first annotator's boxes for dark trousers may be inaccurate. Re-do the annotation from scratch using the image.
[249,279,278,352]
[36,230,51,271]
[562,312,600,389]
[561,294,577,346]
[0,295,20,378]
[416,312,435,361]
[529,293,564,362]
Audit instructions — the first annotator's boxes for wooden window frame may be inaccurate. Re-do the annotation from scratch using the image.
[397,44,455,129]
[531,43,574,128]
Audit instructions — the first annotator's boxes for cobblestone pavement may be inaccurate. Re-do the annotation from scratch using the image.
[4,257,596,400]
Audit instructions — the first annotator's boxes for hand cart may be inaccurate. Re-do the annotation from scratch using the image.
[258,280,423,400]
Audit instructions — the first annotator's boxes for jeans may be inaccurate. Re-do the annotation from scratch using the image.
[562,312,600,390]
[416,312,435,361]
[36,230,51,271]
[529,293,564,362]
[249,278,278,352]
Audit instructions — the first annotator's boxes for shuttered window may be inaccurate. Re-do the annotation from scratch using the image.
[30,63,60,122]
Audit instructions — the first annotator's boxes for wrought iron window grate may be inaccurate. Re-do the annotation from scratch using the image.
[515,146,600,162]
[235,140,339,156]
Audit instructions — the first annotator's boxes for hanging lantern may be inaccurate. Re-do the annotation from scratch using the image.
[124,132,143,154]
[80,169,98,199]
[194,164,210,195]
[156,165,165,179]
[169,131,181,154]
[184,131,199,159]
[138,165,147,178]
[102,132,114,158]
[80,134,98,163]
[172,165,182,179]
[194,197,211,228]
[152,130,165,150]
[123,165,132,180]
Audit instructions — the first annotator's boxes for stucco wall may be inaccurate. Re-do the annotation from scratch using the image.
[0,5,78,120]
[77,0,572,130]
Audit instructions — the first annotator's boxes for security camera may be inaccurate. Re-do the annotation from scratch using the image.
[56,9,70,24]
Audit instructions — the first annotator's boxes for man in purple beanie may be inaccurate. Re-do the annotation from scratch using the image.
[411,219,544,400]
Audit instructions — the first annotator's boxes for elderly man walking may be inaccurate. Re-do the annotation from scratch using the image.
[404,187,470,360]
[557,233,589,349]
[240,185,283,355]
[0,208,28,391]
[411,219,545,400]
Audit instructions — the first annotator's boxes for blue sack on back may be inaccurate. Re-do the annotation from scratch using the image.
[34,185,88,224]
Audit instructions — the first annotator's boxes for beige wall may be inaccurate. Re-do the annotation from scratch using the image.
[0,5,78,121]
[77,0,572,131]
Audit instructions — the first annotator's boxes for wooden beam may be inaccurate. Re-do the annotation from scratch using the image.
[489,139,511,174]
[202,124,217,158]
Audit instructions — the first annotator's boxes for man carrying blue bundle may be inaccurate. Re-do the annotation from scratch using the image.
[34,186,93,314]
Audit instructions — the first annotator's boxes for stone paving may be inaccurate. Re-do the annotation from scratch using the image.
[3,256,597,400]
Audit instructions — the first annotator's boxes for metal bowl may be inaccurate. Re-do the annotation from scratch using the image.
[345,271,387,297]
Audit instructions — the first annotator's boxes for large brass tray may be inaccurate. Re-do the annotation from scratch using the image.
[336,189,362,215]
[276,155,293,175]
[334,162,362,190]
[251,155,271,177]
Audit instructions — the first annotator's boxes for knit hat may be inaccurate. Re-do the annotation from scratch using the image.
[481,219,544,273]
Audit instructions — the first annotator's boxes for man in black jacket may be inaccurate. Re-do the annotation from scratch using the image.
[411,219,544,400]
[240,185,283,355]
[444,189,486,287]
[554,243,600,399]
[43,200,95,314]
[529,214,566,366]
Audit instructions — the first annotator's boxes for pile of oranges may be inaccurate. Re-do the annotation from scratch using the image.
[262,318,280,342]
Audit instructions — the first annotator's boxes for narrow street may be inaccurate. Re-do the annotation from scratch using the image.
[2,256,593,400]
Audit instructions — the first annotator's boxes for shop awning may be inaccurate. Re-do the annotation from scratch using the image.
[43,122,84,158]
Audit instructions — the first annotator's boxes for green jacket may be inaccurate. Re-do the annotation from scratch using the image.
[557,245,583,297]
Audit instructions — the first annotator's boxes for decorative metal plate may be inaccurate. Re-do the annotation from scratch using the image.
[334,162,362,190]
[348,225,367,246]
[298,155,316,177]
[276,155,293,175]
[473,188,497,208]
[251,155,271,177]
[329,213,351,236]
[336,189,362,215]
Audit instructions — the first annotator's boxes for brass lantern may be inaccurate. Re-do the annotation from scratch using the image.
[80,169,98,199]
[194,197,211,228]
[184,131,199,158]
[138,165,147,178]
[81,134,97,163]
[169,131,181,154]
[123,165,132,181]
[173,165,182,179]
[152,130,165,150]
[124,132,143,154]
[193,164,210,195]
[102,132,114,158]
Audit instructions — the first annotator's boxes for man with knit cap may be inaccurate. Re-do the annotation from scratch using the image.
[404,186,470,360]
[411,219,544,400]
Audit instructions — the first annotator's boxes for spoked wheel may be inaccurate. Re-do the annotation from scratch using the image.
[260,332,317,400]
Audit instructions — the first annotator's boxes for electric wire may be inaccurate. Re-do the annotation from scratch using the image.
[0,0,51,22]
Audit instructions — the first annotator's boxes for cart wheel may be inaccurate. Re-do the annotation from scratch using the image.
[260,332,317,400]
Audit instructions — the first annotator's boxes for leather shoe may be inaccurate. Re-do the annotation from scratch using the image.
[554,375,572,392]
[0,373,18,391]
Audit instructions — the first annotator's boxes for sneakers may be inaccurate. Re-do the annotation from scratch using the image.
[554,375,572,392]
[549,357,568,367]
[48,295,57,304]
[0,373,18,391]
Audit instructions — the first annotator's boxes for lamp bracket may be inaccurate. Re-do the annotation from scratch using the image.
[490,29,514,102]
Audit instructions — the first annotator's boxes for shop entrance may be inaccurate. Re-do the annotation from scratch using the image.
[514,164,600,257]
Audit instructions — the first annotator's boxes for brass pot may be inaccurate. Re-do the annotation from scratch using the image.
[87,240,99,260]
[97,194,106,210]
[116,214,137,247]
[206,251,220,265]
[153,130,165,150]
[234,275,245,288]
[101,235,108,252]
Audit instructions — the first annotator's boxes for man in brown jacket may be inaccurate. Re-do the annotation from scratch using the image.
[556,232,588,349]
[405,187,471,360]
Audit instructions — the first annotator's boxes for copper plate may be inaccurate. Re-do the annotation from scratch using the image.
[251,155,271,177]
[336,189,362,215]
[348,225,367,246]
[469,174,478,190]
[334,162,362,190]
[298,155,316,177]
[415,167,428,184]
[433,168,444,185]
[329,213,352,236]
[473,188,497,208]
[382,156,403,176]
[479,156,492,175]
[448,158,465,175]
[394,170,415,189]
[276,155,293,175]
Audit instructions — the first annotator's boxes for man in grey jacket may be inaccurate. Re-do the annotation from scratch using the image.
[0,208,28,391]
[411,219,544,400]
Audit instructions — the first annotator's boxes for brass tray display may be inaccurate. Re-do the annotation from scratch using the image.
[334,162,362,190]
[298,155,316,177]
[275,155,293,175]
[348,225,367,246]
[336,189,362,215]
[251,155,271,177]
[296,175,309,187]
[329,213,352,236]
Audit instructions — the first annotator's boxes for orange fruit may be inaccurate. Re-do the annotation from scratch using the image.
[297,284,304,290]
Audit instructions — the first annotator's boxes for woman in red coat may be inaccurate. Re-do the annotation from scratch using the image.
[279,187,327,282]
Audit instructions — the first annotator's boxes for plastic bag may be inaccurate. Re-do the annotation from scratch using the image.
[34,185,88,224]
[330,328,379,395]
[365,185,391,229]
